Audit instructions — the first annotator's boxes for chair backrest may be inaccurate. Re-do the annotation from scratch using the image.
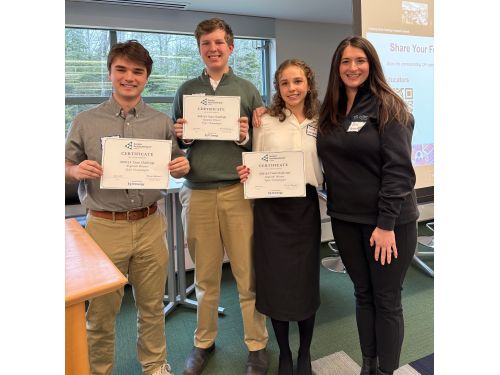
[65,181,80,205]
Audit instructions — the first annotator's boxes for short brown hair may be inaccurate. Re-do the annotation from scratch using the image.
[194,18,234,47]
[107,40,153,78]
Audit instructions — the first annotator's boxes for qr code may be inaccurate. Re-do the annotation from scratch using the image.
[395,87,413,112]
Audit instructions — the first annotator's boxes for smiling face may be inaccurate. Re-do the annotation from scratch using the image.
[108,56,148,105]
[198,29,233,77]
[278,65,309,113]
[339,45,370,93]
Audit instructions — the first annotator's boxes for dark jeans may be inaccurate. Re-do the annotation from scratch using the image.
[330,219,417,372]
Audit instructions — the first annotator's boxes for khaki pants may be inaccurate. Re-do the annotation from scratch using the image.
[85,211,169,375]
[180,183,268,351]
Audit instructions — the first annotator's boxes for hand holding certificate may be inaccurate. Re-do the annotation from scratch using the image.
[242,151,306,199]
[183,95,240,141]
[100,138,172,189]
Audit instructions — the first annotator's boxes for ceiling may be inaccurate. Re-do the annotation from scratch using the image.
[76,0,354,25]
[183,0,353,24]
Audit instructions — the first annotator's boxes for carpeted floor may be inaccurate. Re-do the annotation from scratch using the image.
[409,353,434,375]
[311,351,433,375]
[111,223,434,375]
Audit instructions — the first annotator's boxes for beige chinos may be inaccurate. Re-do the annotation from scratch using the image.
[85,211,169,375]
[180,183,268,350]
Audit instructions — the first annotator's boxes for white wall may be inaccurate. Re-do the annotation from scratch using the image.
[275,20,353,100]
[65,1,275,39]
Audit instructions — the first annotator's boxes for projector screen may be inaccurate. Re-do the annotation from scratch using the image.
[354,0,434,192]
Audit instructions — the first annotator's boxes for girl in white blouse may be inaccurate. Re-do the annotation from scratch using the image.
[238,59,322,375]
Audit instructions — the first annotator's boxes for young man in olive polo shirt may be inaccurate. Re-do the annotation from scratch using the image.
[65,40,189,375]
[172,18,268,375]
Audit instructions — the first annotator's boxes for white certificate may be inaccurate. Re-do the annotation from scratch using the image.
[183,95,240,140]
[242,151,306,199]
[100,138,172,189]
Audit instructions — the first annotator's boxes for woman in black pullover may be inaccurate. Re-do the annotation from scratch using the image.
[317,36,419,375]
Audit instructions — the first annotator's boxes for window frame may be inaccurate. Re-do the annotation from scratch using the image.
[65,27,272,111]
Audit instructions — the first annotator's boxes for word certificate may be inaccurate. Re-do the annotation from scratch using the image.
[242,151,306,199]
[183,95,240,140]
[100,138,172,189]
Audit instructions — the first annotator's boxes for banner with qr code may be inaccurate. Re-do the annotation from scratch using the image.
[367,33,434,169]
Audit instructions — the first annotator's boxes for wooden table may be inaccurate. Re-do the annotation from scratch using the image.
[65,218,127,375]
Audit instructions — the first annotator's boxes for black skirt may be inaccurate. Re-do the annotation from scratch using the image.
[253,184,321,321]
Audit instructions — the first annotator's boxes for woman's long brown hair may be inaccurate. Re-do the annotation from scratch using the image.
[318,36,411,133]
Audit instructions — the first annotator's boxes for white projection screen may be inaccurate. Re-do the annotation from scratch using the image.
[354,0,434,200]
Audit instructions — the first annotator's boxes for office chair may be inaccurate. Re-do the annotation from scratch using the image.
[414,221,434,277]
[321,240,347,273]
[65,181,87,226]
[318,188,346,274]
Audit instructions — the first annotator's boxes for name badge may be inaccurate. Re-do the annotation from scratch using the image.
[347,121,366,132]
[306,123,318,138]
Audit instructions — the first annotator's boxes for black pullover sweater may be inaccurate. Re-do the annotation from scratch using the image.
[317,84,419,231]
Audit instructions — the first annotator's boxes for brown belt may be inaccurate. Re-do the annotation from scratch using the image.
[90,203,157,221]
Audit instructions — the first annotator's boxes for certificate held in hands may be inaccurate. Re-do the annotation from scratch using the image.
[100,138,172,189]
[242,151,306,199]
[183,95,240,141]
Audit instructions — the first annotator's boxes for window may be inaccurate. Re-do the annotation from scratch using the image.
[65,27,271,134]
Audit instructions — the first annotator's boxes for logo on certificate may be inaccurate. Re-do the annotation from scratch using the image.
[261,154,269,162]
[122,141,154,151]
